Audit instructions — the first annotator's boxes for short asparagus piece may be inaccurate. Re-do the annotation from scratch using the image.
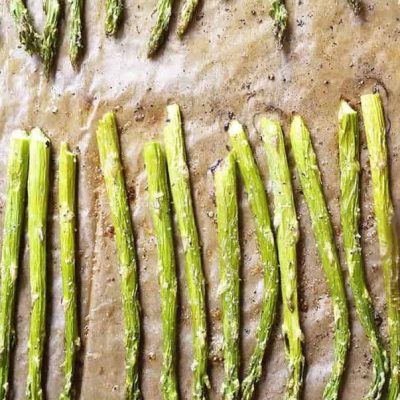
[105,0,123,36]
[290,116,350,400]
[0,130,30,400]
[228,120,279,400]
[176,0,198,36]
[361,93,400,400]
[346,0,361,14]
[261,118,304,400]
[338,100,388,400]
[10,0,41,54]
[59,143,79,400]
[41,0,61,75]
[214,153,240,400]
[68,0,84,67]
[26,128,51,400]
[96,112,141,400]
[147,0,173,57]
[163,104,209,399]
[269,0,288,47]
[144,142,178,400]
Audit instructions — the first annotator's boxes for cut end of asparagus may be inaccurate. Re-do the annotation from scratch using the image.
[260,118,281,141]
[361,93,381,112]
[60,141,76,157]
[227,120,245,137]
[11,129,29,141]
[338,100,357,120]
[97,112,117,139]
[290,115,306,139]
[30,128,50,144]
[143,141,159,159]
[166,103,180,119]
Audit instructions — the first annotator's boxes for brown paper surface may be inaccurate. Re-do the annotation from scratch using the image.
[1,1,400,398]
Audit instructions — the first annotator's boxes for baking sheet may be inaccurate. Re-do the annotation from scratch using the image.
[1,0,400,398]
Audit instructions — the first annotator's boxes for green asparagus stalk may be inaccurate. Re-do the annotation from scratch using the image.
[96,112,141,400]
[361,93,400,400]
[338,100,388,400]
[260,118,304,400]
[59,143,79,400]
[346,0,361,14]
[290,115,350,400]
[26,128,51,400]
[176,0,198,37]
[143,142,178,400]
[269,0,288,47]
[10,0,41,54]
[228,120,279,400]
[0,130,30,400]
[68,0,84,67]
[105,0,123,36]
[41,0,61,75]
[163,104,209,400]
[147,0,173,57]
[214,153,240,400]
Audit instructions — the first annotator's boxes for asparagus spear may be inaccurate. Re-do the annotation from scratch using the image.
[143,142,178,400]
[214,153,240,400]
[41,0,61,75]
[59,143,79,400]
[96,112,141,400]
[26,128,51,400]
[147,0,173,57]
[269,0,288,47]
[290,116,350,400]
[68,0,84,67]
[0,130,30,400]
[176,0,198,36]
[105,0,123,36]
[163,104,209,399]
[346,0,361,14]
[228,120,279,400]
[260,118,304,400]
[10,0,41,54]
[338,100,388,399]
[361,93,400,400]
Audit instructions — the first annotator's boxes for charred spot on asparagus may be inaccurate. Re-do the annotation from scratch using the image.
[144,142,178,400]
[26,128,51,400]
[0,130,29,400]
[214,153,241,400]
[290,115,350,400]
[228,120,279,400]
[59,143,80,400]
[261,118,304,400]
[361,93,400,400]
[96,112,141,400]
[338,100,388,400]
[163,104,209,400]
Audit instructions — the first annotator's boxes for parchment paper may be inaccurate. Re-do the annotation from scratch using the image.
[1,0,400,398]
